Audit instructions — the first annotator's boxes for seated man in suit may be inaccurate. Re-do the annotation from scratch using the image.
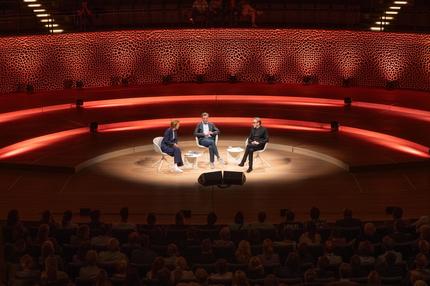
[161,120,184,173]
[239,117,269,173]
[194,112,225,169]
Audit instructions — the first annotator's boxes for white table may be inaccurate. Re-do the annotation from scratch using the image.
[184,151,202,169]
[227,146,244,164]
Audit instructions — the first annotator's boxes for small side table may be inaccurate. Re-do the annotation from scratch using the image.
[184,151,202,169]
[227,146,244,165]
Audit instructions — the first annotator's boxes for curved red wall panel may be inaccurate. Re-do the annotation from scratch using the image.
[0,29,429,93]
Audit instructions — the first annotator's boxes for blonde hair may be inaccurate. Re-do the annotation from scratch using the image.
[171,120,180,128]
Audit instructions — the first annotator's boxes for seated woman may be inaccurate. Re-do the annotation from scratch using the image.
[161,120,184,173]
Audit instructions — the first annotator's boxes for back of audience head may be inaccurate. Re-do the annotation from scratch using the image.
[233,270,249,286]
[286,210,295,222]
[215,258,228,274]
[310,207,320,221]
[147,212,157,226]
[195,267,209,284]
[207,212,217,226]
[219,226,231,241]
[119,207,129,222]
[364,222,376,236]
[258,211,267,223]
[62,210,73,227]
[338,262,352,279]
[108,238,120,252]
[234,211,244,225]
[368,270,381,285]
[175,211,185,225]
[20,254,34,270]
[90,210,101,223]
[86,249,98,265]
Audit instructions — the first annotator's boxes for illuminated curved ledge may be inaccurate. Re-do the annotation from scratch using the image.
[2,95,430,124]
[0,117,428,161]
[75,142,350,172]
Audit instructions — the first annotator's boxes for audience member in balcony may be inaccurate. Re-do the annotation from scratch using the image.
[169,212,187,230]
[377,236,403,264]
[350,255,368,278]
[60,210,77,230]
[239,0,260,27]
[375,251,406,278]
[210,259,233,282]
[323,240,342,266]
[39,240,63,269]
[40,256,69,285]
[200,212,219,231]
[76,0,93,32]
[359,223,380,243]
[247,256,265,279]
[98,238,127,263]
[299,222,322,246]
[315,256,335,279]
[130,234,157,265]
[70,224,90,247]
[194,238,216,264]
[89,210,104,231]
[357,241,375,266]
[306,207,327,229]
[79,250,101,280]
[209,0,224,26]
[336,209,362,228]
[327,263,357,286]
[229,211,248,231]
[214,227,234,247]
[40,210,59,232]
[164,243,180,269]
[367,270,381,285]
[172,256,195,283]
[147,257,165,280]
[232,270,249,286]
[113,207,136,231]
[15,254,40,281]
[191,0,209,26]
[4,209,27,243]
[249,211,275,230]
[278,210,302,240]
[235,240,252,264]
[91,225,112,248]
[259,239,280,267]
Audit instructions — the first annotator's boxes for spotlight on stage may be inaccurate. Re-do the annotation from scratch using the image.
[76,80,84,89]
[266,75,276,84]
[196,74,204,84]
[162,75,172,85]
[342,78,352,87]
[302,75,316,85]
[331,121,340,132]
[386,80,399,90]
[228,75,238,83]
[26,84,34,94]
[344,97,352,107]
[75,99,84,109]
[89,121,98,133]
[63,79,74,89]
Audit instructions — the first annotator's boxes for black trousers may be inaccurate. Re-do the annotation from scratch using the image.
[240,143,265,169]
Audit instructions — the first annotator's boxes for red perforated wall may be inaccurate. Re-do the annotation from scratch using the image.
[0,29,429,93]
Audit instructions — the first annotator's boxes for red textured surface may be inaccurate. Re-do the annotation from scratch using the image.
[1,29,430,93]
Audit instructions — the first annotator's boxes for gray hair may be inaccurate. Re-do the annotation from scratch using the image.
[254,117,262,124]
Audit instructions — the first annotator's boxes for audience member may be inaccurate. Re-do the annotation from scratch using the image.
[113,207,136,231]
[235,240,252,264]
[79,250,101,280]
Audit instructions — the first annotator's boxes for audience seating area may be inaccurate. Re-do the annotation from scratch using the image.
[2,207,430,286]
[3,0,430,35]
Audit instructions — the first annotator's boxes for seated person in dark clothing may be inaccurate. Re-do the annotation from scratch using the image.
[315,256,335,279]
[336,209,362,228]
[278,210,303,240]
[89,210,104,232]
[350,255,369,278]
[193,239,216,264]
[389,220,415,243]
[238,117,268,173]
[131,235,157,265]
[277,252,302,278]
[358,223,380,243]
[161,120,184,173]
[247,256,265,279]
[199,212,220,231]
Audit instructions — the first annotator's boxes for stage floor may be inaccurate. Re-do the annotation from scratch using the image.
[0,83,430,223]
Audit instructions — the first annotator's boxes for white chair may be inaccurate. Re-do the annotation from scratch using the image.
[244,139,271,168]
[152,137,172,172]
[195,135,218,164]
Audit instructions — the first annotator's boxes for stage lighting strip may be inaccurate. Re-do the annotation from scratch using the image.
[0,117,428,160]
[23,0,64,33]
[2,95,430,124]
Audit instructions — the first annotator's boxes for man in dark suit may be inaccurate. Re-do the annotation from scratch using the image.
[161,120,183,173]
[239,117,269,173]
[194,112,225,168]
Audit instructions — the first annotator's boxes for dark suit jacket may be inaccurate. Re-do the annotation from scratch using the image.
[194,122,220,141]
[161,128,178,147]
